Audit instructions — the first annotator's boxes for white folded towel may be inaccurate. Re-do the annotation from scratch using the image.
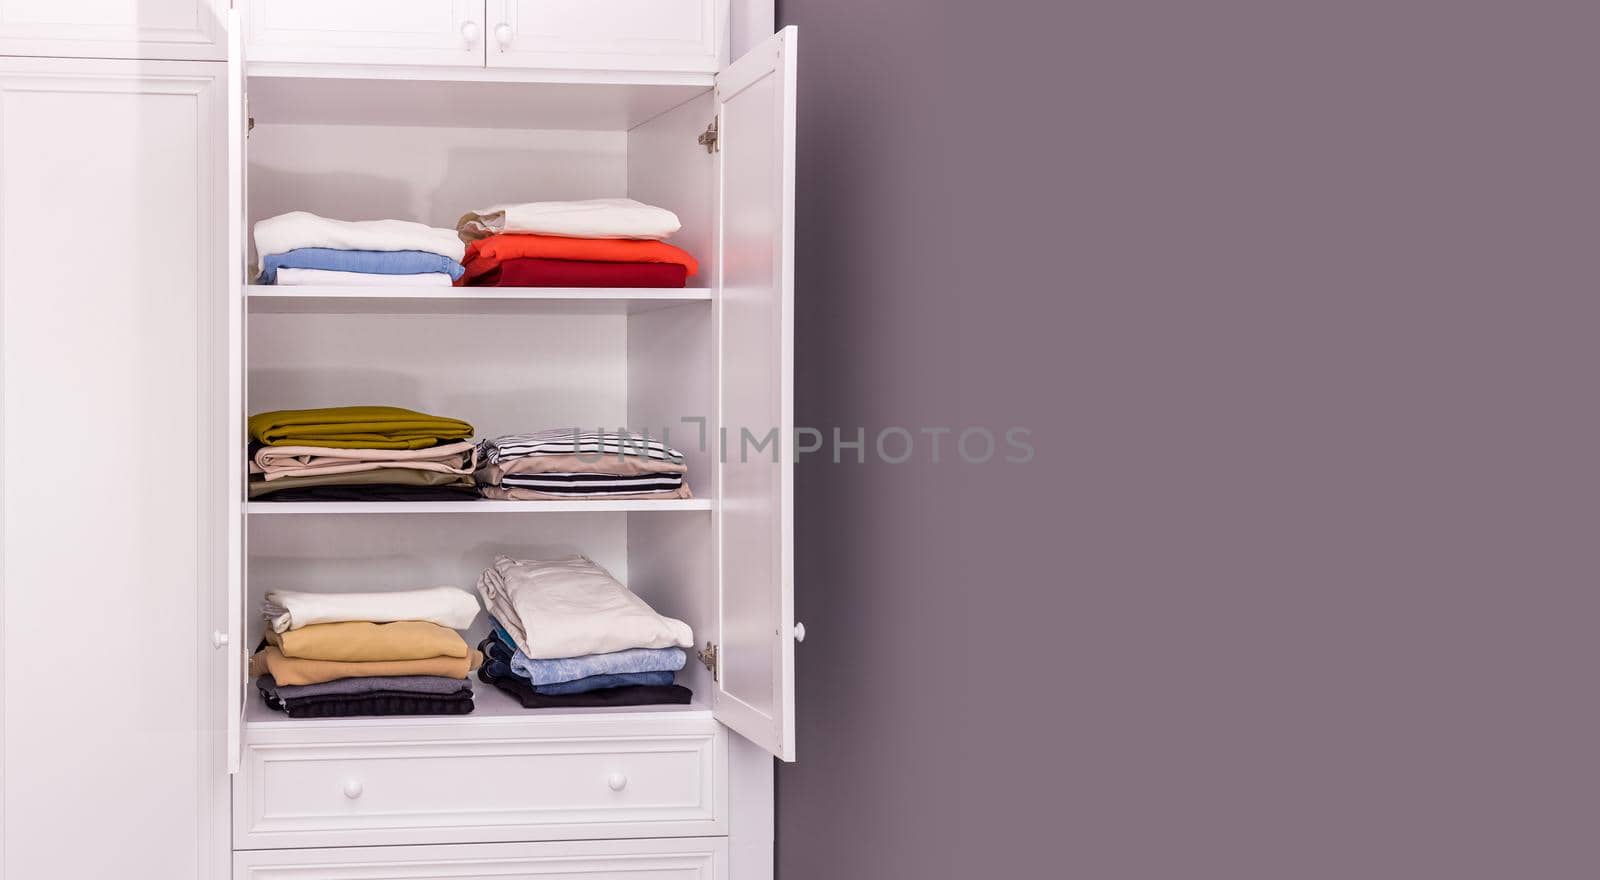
[264,586,481,633]
[477,554,694,659]
[254,211,466,261]
[456,198,682,242]
[273,267,454,287]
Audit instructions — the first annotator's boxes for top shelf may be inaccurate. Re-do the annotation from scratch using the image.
[246,284,711,316]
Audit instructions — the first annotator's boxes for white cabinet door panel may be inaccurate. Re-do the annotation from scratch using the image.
[711,26,796,762]
[0,57,227,879]
[244,0,486,67]
[0,0,225,60]
[487,0,725,73]
[235,838,726,879]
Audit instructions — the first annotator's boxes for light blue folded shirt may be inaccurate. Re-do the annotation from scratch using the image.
[492,621,687,685]
[259,247,465,283]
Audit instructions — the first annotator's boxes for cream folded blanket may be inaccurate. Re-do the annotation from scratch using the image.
[253,440,478,481]
[264,586,481,633]
[274,267,455,287]
[456,198,681,242]
[477,554,694,660]
[255,211,465,261]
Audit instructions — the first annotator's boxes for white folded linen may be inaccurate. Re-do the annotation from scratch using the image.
[264,586,481,633]
[456,198,681,242]
[477,555,694,659]
[273,267,454,287]
[255,211,466,261]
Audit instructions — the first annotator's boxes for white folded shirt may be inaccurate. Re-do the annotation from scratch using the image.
[456,198,681,241]
[273,267,454,287]
[254,211,465,261]
[264,586,482,633]
[477,554,694,659]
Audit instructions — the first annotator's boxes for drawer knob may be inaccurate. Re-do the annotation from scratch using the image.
[211,630,230,649]
[494,23,514,50]
[343,780,363,800]
[607,772,628,792]
[460,20,481,47]
[793,622,807,643]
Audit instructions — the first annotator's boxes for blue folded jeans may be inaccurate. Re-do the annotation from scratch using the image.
[260,247,465,283]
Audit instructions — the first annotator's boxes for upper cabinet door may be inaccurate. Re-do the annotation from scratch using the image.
[711,26,797,763]
[244,0,486,68]
[485,0,726,74]
[0,0,226,60]
[0,56,228,878]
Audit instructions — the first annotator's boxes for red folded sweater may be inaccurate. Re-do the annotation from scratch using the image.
[459,234,699,285]
[466,258,688,288]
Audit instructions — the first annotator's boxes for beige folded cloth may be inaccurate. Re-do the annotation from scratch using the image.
[477,555,694,659]
[456,198,681,242]
[253,440,478,481]
[478,484,692,502]
[264,620,469,662]
[264,586,482,633]
[249,646,482,687]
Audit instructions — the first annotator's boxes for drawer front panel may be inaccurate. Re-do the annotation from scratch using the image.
[245,0,485,67]
[488,0,725,73]
[234,837,726,879]
[237,730,725,848]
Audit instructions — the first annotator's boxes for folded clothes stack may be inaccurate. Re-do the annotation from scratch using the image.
[250,586,483,718]
[253,211,466,286]
[474,430,692,501]
[455,198,698,288]
[475,555,695,708]
[249,406,479,502]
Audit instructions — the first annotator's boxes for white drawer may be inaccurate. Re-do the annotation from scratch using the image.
[235,713,726,849]
[244,0,487,68]
[486,0,727,73]
[235,837,726,879]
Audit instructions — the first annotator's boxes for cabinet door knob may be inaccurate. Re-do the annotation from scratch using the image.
[460,20,481,47]
[211,631,230,649]
[343,780,363,799]
[607,772,628,792]
[793,622,807,643]
[493,23,514,50]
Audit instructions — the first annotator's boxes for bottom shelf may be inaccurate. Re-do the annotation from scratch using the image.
[245,676,712,728]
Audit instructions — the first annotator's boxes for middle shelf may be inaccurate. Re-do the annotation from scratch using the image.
[246,284,712,316]
[246,499,713,515]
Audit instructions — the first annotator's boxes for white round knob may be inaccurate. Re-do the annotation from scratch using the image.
[343,780,363,799]
[607,773,628,792]
[494,23,514,49]
[211,631,230,649]
[793,622,806,643]
[460,21,481,46]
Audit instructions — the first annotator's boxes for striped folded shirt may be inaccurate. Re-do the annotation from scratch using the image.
[481,430,685,467]
[495,471,684,496]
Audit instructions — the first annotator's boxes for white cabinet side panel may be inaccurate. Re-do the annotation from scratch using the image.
[0,0,225,60]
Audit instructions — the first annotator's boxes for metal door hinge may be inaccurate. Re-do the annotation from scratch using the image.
[697,119,719,153]
[697,642,719,681]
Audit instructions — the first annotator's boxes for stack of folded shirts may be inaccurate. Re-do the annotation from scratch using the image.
[455,198,698,288]
[249,406,479,502]
[254,211,466,286]
[475,430,691,501]
[249,586,483,718]
[475,555,695,709]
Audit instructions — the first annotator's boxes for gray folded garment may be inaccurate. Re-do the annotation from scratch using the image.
[258,673,471,701]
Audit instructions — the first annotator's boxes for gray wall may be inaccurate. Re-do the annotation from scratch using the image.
[776,2,1597,878]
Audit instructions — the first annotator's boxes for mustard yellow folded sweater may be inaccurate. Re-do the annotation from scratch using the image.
[249,646,483,686]
[264,620,469,662]
[249,406,474,449]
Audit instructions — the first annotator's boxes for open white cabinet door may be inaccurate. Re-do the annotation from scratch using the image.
[712,25,798,762]
[225,7,249,775]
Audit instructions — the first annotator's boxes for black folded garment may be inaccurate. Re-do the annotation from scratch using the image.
[254,484,482,503]
[257,677,475,718]
[477,663,692,709]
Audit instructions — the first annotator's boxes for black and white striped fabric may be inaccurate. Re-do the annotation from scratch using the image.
[496,472,685,496]
[481,430,686,466]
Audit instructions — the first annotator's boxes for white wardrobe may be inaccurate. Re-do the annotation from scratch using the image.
[0,2,796,878]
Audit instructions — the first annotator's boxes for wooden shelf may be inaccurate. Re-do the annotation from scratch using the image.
[247,285,712,315]
[246,499,713,515]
